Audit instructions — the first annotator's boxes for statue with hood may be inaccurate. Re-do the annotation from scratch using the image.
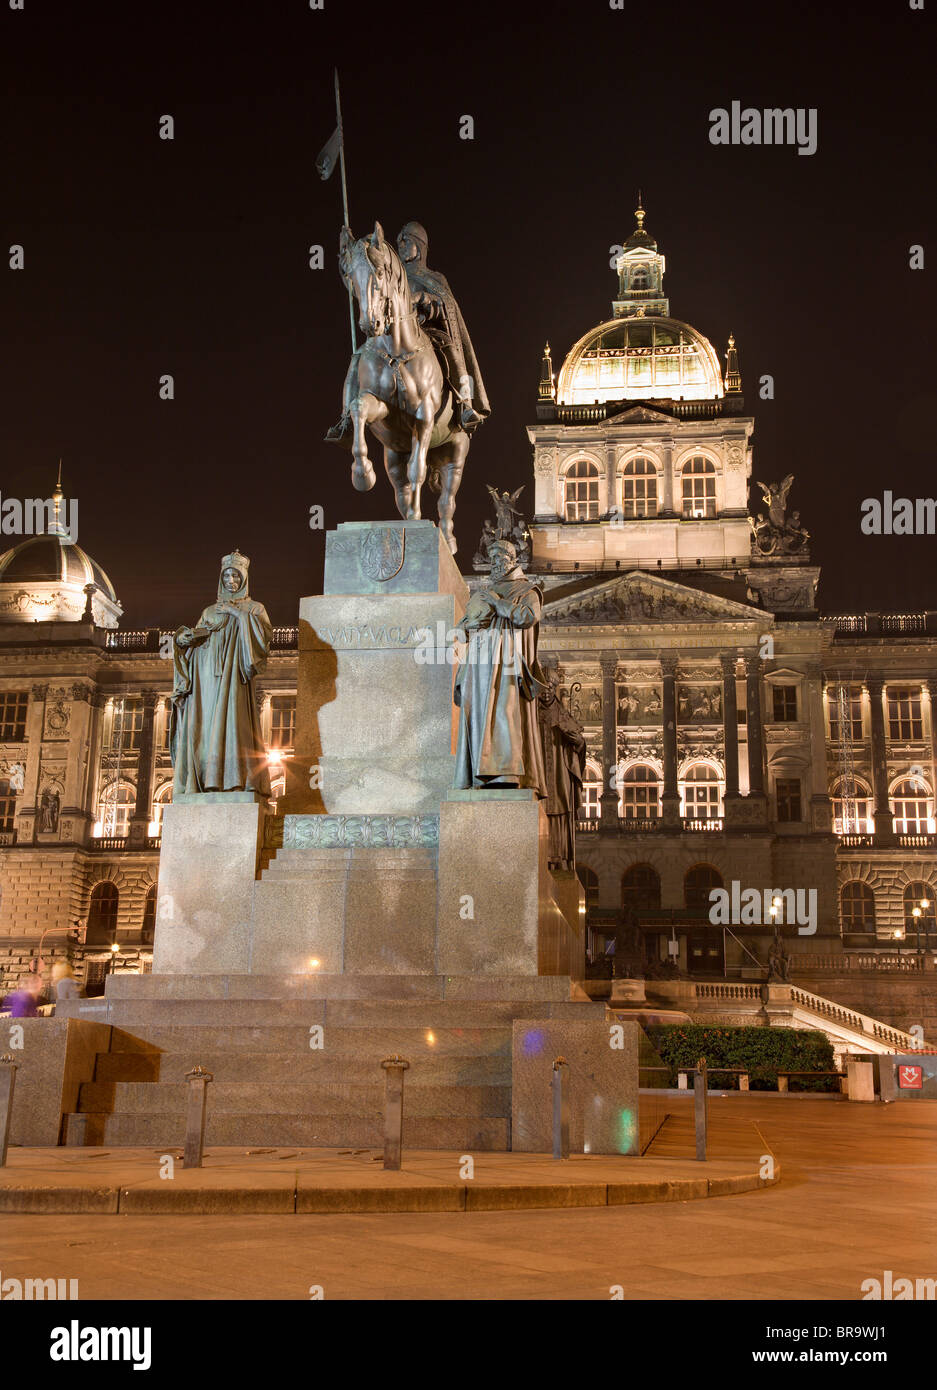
[453,538,548,795]
[170,550,272,796]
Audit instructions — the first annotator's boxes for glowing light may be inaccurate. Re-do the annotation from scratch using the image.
[308,957,320,970]
[267,748,282,765]
[521,1028,545,1057]
[912,908,922,919]
[921,899,931,911]
[425,1030,436,1046]
[894,929,905,940]
[618,1107,637,1152]
[110,942,120,954]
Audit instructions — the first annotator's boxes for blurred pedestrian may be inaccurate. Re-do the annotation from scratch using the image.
[5,974,43,1018]
[51,961,79,1003]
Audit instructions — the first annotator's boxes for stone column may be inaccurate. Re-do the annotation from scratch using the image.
[605,443,617,519]
[129,692,159,846]
[660,441,675,515]
[599,652,620,825]
[661,656,680,829]
[744,655,768,826]
[867,677,895,845]
[721,655,741,824]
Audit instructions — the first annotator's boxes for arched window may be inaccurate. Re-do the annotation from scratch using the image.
[581,762,602,820]
[619,763,660,819]
[685,864,723,909]
[87,881,119,946]
[840,881,875,933]
[577,864,599,909]
[151,782,172,835]
[891,779,934,834]
[564,458,601,522]
[903,882,936,937]
[631,265,649,290]
[622,863,661,912]
[682,763,722,820]
[681,456,716,518]
[621,457,658,519]
[141,884,157,944]
[96,782,135,838]
[831,778,873,835]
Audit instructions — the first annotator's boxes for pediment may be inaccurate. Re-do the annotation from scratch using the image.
[542,571,763,626]
[606,404,676,425]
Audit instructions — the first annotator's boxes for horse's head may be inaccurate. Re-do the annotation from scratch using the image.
[341,222,411,339]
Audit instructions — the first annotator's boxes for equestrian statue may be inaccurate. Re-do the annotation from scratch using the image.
[325,220,490,555]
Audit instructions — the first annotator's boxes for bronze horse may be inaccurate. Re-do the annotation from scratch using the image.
[334,223,472,554]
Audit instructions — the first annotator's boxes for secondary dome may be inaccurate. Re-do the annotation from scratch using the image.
[0,473,122,626]
[556,315,725,406]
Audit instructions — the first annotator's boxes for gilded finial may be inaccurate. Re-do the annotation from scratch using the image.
[635,190,645,230]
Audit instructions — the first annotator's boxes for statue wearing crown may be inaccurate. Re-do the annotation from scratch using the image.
[170,550,272,796]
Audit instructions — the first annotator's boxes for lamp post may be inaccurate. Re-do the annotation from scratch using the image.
[107,940,120,978]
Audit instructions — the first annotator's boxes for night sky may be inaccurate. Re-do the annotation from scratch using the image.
[1,0,934,626]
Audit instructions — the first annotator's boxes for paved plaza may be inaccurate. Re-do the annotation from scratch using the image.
[1,1097,933,1300]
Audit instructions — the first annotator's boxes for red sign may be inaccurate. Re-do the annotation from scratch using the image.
[898,1065,923,1089]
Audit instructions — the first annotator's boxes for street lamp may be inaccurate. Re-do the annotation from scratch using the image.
[107,941,120,978]
[912,905,923,955]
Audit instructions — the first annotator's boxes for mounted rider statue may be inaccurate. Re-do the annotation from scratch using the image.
[325,220,490,555]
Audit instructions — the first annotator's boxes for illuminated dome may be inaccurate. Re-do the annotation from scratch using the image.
[0,472,122,626]
[556,315,725,406]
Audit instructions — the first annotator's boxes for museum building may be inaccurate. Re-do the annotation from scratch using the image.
[0,206,935,1027]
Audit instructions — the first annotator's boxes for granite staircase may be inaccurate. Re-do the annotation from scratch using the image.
[63,976,604,1150]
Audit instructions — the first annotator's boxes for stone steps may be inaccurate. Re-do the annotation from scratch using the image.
[65,1113,510,1150]
[102,973,574,1003]
[95,1050,512,1085]
[94,1024,515,1053]
[76,1080,510,1117]
[101,998,601,1028]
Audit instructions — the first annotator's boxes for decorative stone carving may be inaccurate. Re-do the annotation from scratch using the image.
[616,684,663,725]
[43,689,70,738]
[283,813,439,849]
[677,683,723,721]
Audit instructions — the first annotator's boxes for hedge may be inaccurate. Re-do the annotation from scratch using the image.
[646,1024,838,1092]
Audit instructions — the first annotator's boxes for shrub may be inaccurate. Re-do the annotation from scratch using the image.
[646,1024,838,1092]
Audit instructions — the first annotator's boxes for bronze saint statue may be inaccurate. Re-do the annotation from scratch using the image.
[538,678,586,872]
[325,221,489,555]
[170,550,272,796]
[453,539,548,793]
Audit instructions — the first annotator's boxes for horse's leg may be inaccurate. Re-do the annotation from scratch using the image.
[349,391,388,492]
[406,414,435,520]
[430,432,470,555]
[382,447,412,520]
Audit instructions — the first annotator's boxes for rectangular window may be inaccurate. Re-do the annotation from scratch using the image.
[270,696,296,749]
[828,686,862,742]
[0,778,16,834]
[0,691,28,742]
[110,699,144,751]
[776,778,802,823]
[887,688,923,741]
[772,685,798,722]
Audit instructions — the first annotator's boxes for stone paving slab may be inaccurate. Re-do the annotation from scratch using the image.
[0,1146,776,1214]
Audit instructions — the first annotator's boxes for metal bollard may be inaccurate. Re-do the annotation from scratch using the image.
[381,1055,410,1171]
[0,1055,18,1167]
[694,1056,708,1161]
[552,1056,570,1159]
[183,1065,213,1169]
